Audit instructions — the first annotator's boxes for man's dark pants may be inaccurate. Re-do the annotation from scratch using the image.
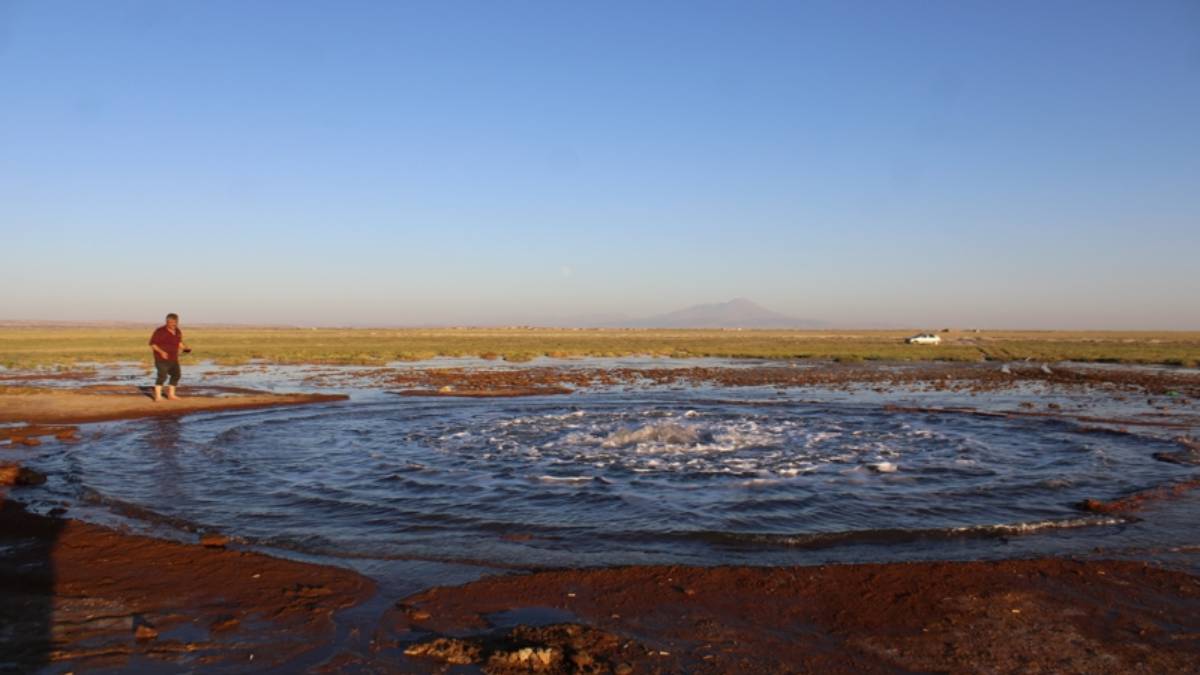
[155,359,181,386]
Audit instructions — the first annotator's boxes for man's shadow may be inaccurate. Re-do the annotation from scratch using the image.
[0,417,189,670]
[0,488,66,671]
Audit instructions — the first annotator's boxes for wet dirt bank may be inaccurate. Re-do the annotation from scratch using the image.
[0,385,348,426]
[0,496,374,672]
[387,558,1200,674]
[5,495,1196,675]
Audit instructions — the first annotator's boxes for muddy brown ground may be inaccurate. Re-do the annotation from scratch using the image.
[0,385,348,425]
[4,497,1197,674]
[0,497,373,672]
[385,559,1200,674]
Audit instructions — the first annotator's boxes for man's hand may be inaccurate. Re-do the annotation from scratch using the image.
[152,346,168,359]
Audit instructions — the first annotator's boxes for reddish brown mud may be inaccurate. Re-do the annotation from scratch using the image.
[386,559,1200,674]
[0,497,374,671]
[1079,476,1200,515]
[0,424,80,445]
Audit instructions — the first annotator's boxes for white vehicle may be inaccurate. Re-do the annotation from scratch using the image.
[906,333,942,345]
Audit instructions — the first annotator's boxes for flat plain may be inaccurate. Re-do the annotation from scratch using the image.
[1,325,1198,368]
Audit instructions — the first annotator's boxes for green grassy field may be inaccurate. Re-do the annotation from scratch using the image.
[1,326,1198,369]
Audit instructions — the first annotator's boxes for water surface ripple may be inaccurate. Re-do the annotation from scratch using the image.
[24,387,1200,567]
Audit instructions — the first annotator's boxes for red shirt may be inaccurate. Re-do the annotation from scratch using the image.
[149,325,183,362]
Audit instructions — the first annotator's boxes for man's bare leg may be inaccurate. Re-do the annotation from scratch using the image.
[153,385,163,402]
[167,385,180,401]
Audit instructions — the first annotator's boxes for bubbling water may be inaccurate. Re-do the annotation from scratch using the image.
[433,408,900,480]
[19,390,1199,568]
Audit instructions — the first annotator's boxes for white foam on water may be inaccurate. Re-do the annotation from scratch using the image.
[746,515,1131,548]
[426,406,1098,482]
[803,431,842,447]
[740,478,784,487]
[948,515,1128,535]
[601,422,703,449]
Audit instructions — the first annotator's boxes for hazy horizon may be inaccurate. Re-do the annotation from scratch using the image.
[3,2,1198,330]
[3,296,1199,332]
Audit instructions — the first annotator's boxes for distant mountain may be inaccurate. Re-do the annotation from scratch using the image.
[623,298,823,329]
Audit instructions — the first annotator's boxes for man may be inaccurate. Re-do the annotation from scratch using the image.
[149,313,190,402]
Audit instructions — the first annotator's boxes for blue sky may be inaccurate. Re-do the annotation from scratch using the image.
[2,1,1198,328]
